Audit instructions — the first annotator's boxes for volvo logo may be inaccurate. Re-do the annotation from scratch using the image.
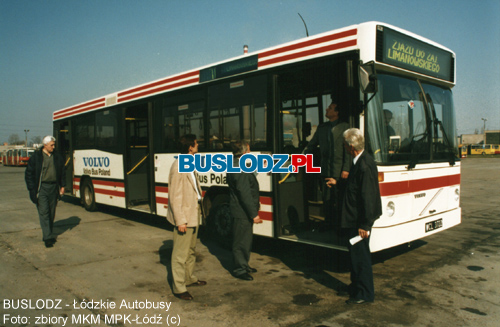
[83,157,110,168]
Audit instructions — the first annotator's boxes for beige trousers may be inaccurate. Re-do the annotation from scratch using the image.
[171,226,199,294]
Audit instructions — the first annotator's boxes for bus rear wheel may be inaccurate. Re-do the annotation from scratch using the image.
[81,179,97,211]
[207,199,233,249]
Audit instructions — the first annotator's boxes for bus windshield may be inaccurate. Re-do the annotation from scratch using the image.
[366,73,457,165]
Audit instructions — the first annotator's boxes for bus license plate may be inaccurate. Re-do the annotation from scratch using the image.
[425,219,443,233]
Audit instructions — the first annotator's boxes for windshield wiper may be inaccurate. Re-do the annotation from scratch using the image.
[426,94,456,166]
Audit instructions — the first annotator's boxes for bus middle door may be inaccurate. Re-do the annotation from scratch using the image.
[125,103,154,213]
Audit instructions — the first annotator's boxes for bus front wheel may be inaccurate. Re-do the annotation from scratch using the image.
[81,179,97,211]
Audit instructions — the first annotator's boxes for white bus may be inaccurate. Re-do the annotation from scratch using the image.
[53,22,460,252]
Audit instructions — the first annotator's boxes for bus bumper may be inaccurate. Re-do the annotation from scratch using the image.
[370,207,461,252]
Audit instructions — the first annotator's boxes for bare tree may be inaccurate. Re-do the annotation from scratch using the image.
[31,136,42,147]
[8,134,24,145]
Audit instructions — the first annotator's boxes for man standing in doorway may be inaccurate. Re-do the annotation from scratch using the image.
[167,134,206,301]
[340,128,382,304]
[305,98,351,227]
[25,136,66,248]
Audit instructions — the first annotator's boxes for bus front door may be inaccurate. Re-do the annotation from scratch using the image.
[277,90,345,248]
[125,104,154,213]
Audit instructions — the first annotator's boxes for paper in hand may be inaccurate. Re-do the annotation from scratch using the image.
[349,231,370,245]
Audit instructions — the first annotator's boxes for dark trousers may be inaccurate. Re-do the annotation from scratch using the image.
[37,182,59,241]
[322,178,345,225]
[346,228,375,302]
[232,217,253,276]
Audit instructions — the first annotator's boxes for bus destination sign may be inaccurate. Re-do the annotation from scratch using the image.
[380,26,454,82]
[200,55,258,83]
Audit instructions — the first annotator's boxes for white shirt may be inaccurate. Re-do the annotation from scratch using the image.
[190,172,202,201]
[353,150,364,166]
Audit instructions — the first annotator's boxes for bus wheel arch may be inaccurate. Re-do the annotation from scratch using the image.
[80,176,97,211]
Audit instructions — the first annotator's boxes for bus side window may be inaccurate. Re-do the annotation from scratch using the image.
[74,113,95,149]
[208,75,268,150]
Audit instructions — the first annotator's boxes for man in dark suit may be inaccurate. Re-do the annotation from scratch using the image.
[227,140,263,281]
[305,99,351,226]
[25,136,66,248]
[339,128,382,304]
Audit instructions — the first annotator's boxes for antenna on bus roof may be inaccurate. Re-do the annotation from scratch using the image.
[298,13,309,37]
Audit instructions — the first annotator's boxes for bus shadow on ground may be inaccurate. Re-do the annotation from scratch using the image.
[61,195,173,231]
[372,240,427,265]
[201,235,352,294]
[201,234,427,296]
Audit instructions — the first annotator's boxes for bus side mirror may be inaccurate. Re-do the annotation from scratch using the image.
[359,61,377,94]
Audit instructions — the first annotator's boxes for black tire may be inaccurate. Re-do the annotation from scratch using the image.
[208,202,233,249]
[81,179,97,211]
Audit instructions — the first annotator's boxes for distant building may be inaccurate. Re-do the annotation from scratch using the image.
[485,130,500,145]
[460,131,500,145]
[460,134,484,145]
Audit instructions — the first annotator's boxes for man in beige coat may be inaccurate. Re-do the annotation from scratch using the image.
[167,134,206,300]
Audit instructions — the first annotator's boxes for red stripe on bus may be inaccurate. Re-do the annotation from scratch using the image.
[118,77,200,103]
[54,102,106,120]
[260,196,272,205]
[156,197,168,205]
[94,188,125,197]
[92,180,125,188]
[53,98,106,116]
[73,177,80,190]
[259,211,273,221]
[258,39,357,68]
[118,71,199,97]
[259,28,357,60]
[155,186,168,193]
[379,174,461,197]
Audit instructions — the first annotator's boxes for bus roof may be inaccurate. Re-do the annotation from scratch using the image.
[53,21,455,121]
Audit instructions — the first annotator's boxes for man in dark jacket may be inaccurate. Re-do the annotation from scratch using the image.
[227,140,263,281]
[25,136,66,248]
[339,128,382,304]
[305,99,351,226]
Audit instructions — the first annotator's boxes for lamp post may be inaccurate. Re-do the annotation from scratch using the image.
[481,118,487,144]
[24,129,29,147]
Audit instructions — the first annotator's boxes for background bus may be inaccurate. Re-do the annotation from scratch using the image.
[2,147,35,166]
[469,144,494,155]
[53,22,460,252]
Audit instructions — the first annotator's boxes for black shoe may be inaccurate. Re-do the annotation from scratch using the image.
[234,273,253,281]
[345,298,371,305]
[246,267,257,273]
[44,241,54,248]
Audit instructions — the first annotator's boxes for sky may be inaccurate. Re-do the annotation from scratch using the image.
[1,0,499,144]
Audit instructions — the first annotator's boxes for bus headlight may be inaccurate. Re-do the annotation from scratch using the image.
[386,201,395,217]
[454,188,460,201]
